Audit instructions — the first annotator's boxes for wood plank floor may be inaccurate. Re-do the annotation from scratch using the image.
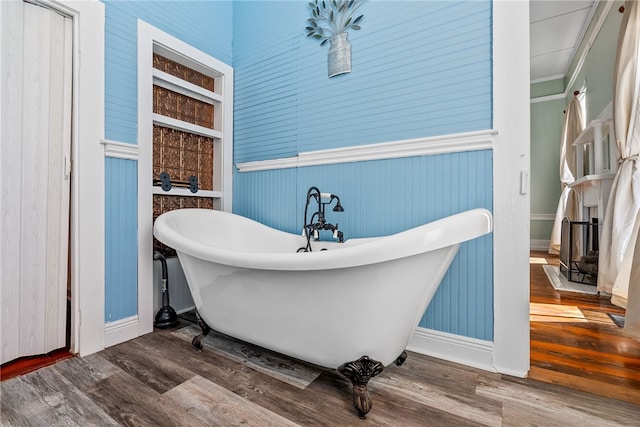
[529,250,640,406]
[2,314,640,426]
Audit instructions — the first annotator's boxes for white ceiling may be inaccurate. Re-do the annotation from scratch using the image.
[530,0,597,82]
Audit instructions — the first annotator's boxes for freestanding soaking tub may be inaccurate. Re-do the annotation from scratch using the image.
[153,207,492,418]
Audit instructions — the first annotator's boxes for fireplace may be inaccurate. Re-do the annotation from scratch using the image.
[559,217,599,285]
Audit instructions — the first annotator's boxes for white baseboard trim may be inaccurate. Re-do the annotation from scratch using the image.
[104,315,139,347]
[407,327,496,373]
[493,365,529,378]
[530,239,550,251]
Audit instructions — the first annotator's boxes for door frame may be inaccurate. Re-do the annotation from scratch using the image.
[492,0,530,377]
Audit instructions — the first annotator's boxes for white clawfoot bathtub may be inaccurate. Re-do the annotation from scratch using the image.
[154,207,492,417]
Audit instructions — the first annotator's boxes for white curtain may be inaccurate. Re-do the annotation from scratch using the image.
[599,0,640,340]
[612,208,640,302]
[549,95,583,255]
[620,209,640,339]
[0,2,73,363]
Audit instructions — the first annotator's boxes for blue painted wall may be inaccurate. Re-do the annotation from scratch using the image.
[102,0,233,322]
[105,158,138,321]
[101,0,495,340]
[234,152,494,339]
[233,1,494,340]
[233,0,492,163]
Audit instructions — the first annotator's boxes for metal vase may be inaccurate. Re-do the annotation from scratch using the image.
[328,33,351,78]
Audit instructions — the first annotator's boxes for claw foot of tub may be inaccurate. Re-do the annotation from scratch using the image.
[191,310,211,351]
[338,356,384,419]
[395,351,408,366]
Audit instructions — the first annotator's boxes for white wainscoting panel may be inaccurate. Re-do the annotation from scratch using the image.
[105,316,139,348]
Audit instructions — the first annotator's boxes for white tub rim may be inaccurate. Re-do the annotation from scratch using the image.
[153,208,492,271]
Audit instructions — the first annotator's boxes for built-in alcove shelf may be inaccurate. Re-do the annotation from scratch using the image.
[150,53,225,203]
[153,69,223,105]
[153,113,223,140]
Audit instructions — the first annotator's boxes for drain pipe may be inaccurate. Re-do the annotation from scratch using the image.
[153,251,178,328]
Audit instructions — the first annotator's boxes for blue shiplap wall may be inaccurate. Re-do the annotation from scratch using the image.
[102,0,233,323]
[233,1,494,340]
[234,151,494,339]
[104,158,138,321]
[233,0,492,163]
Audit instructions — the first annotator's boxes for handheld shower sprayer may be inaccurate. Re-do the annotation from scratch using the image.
[319,192,344,212]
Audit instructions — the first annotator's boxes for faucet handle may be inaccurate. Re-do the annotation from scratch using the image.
[332,224,341,240]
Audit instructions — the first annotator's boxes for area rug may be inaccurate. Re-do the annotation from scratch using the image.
[171,323,322,389]
[542,264,598,295]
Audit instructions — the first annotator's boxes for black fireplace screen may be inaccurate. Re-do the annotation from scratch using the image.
[559,217,599,285]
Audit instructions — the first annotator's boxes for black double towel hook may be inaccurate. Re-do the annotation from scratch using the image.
[153,172,198,193]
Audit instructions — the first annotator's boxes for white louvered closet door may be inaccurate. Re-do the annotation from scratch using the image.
[0,1,73,364]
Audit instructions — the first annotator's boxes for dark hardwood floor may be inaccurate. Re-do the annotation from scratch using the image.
[529,250,640,405]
